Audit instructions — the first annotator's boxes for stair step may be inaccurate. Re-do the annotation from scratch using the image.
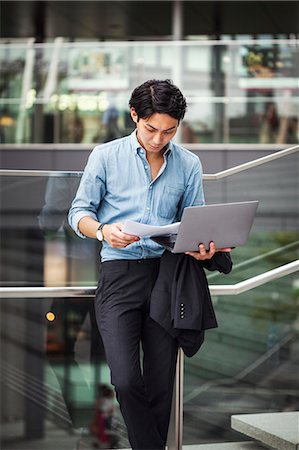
[113,444,267,450]
[118,441,266,450]
[182,442,267,449]
[231,411,299,450]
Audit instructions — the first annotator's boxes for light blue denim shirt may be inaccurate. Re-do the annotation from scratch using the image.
[68,131,205,261]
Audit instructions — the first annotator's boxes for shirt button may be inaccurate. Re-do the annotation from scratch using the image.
[146,207,150,210]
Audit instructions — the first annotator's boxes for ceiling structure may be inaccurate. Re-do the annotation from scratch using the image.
[1,1,298,41]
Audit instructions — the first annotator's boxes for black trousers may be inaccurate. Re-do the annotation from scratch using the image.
[94,258,178,450]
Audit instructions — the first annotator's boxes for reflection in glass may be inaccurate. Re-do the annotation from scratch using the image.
[0,175,130,449]
[183,271,299,445]
[1,40,298,144]
[0,295,130,450]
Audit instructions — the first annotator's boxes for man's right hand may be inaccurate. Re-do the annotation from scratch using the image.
[103,223,140,248]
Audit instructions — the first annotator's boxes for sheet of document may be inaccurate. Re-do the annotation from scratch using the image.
[122,220,180,237]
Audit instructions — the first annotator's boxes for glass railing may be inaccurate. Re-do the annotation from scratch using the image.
[0,293,130,450]
[1,148,297,288]
[204,148,299,286]
[0,173,129,448]
[0,147,298,449]
[0,39,298,145]
[183,271,299,446]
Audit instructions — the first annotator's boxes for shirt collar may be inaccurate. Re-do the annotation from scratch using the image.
[130,130,172,157]
[130,130,141,155]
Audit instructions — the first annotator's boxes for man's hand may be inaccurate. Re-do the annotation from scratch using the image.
[185,241,232,261]
[103,223,139,248]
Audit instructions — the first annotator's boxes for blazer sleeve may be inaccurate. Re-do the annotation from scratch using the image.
[202,252,233,274]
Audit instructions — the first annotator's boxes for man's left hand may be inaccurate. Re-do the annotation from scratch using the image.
[185,241,232,261]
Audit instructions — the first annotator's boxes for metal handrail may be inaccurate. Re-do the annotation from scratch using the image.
[209,259,299,295]
[1,260,298,299]
[0,143,291,150]
[207,240,299,281]
[0,38,297,49]
[0,169,82,177]
[204,144,299,180]
[0,144,298,180]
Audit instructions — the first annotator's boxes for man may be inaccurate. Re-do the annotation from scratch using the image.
[68,79,231,450]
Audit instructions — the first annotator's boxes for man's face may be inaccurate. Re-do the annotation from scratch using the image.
[130,109,179,155]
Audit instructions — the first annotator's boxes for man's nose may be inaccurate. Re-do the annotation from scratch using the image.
[153,133,163,144]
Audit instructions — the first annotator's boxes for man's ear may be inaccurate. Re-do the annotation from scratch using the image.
[130,107,138,124]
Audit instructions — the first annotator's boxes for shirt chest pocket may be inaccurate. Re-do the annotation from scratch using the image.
[158,185,184,219]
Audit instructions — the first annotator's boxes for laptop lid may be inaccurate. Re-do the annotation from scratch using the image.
[156,201,258,253]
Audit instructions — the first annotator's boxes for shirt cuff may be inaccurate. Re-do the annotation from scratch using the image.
[72,211,98,238]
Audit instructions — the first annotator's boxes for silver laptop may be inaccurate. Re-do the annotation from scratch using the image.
[151,201,259,253]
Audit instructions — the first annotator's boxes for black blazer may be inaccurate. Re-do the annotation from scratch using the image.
[150,251,232,357]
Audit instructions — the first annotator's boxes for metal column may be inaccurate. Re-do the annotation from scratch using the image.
[167,348,184,450]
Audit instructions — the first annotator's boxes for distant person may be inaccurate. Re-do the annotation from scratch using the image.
[181,121,198,143]
[102,104,121,142]
[259,102,279,143]
[90,384,118,448]
[286,117,299,144]
[96,385,115,431]
[277,116,299,145]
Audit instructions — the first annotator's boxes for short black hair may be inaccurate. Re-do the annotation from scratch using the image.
[129,79,187,122]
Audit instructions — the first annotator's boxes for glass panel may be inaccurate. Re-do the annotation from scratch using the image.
[181,150,299,446]
[224,41,299,144]
[0,175,129,448]
[0,45,27,99]
[183,101,215,143]
[183,271,299,445]
[0,296,129,450]
[0,143,298,449]
[0,150,298,288]
[0,175,99,288]
[1,40,298,144]
[203,152,299,285]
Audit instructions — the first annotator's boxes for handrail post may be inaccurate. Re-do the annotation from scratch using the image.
[167,348,184,450]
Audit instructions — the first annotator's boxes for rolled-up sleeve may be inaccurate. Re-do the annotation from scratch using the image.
[68,146,106,238]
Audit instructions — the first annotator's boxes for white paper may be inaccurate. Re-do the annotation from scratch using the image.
[122,220,180,237]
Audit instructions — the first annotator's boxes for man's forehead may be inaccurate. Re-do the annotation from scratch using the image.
[143,114,178,131]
